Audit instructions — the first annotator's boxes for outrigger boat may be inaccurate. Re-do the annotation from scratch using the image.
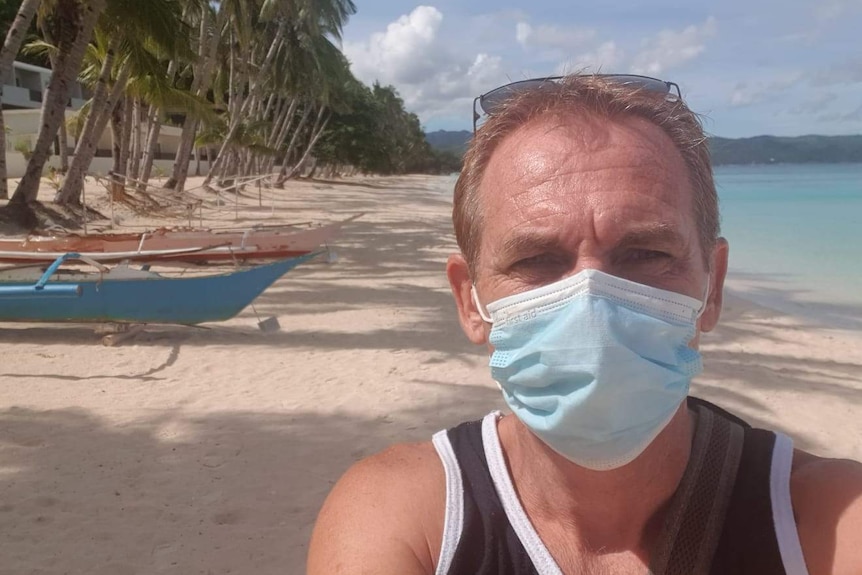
[0,213,362,265]
[0,252,320,325]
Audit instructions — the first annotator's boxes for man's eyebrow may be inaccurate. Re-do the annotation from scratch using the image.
[499,231,562,257]
[496,224,689,259]
[615,224,688,249]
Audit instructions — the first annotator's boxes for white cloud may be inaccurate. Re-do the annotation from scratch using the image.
[630,17,717,76]
[343,6,446,86]
[555,42,625,75]
[816,104,862,122]
[343,6,507,123]
[515,22,597,52]
[815,0,862,21]
[814,56,862,85]
[789,93,839,115]
[728,72,804,108]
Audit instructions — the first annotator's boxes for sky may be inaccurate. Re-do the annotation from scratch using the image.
[340,0,862,138]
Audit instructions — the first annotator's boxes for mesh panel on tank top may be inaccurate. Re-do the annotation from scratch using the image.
[648,403,745,575]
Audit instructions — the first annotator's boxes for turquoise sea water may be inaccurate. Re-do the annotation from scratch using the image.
[715,163,862,326]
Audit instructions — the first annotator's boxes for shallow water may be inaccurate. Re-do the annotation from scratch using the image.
[716,163,862,326]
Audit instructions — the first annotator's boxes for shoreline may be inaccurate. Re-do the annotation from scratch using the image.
[725,274,862,332]
[0,173,859,573]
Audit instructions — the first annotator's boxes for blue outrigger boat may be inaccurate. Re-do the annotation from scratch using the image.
[0,252,320,325]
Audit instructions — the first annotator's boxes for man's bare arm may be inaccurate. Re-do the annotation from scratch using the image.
[307,442,445,575]
[792,452,862,575]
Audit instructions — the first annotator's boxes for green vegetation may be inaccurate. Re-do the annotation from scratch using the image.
[316,82,461,175]
[0,0,454,221]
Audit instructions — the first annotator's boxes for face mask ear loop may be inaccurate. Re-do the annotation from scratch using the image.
[695,273,711,320]
[471,285,493,324]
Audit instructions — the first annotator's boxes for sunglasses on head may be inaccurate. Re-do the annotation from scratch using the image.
[472,74,682,132]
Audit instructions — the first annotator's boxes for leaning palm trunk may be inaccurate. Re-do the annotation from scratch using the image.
[115,95,132,188]
[46,49,69,173]
[167,115,200,192]
[55,62,131,205]
[54,37,121,203]
[0,98,7,200]
[129,97,142,180]
[138,58,179,189]
[286,107,329,180]
[165,8,217,192]
[204,24,285,187]
[194,140,202,176]
[11,0,107,205]
[107,95,130,199]
[58,118,69,172]
[274,105,313,187]
[0,0,42,199]
[264,97,297,174]
[138,106,163,189]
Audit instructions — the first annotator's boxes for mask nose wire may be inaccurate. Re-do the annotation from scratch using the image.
[471,285,493,324]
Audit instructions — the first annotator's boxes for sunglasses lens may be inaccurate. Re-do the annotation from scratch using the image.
[479,79,552,116]
[475,75,676,125]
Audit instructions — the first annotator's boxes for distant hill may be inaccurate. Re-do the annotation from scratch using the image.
[425,130,862,166]
[425,130,471,155]
[709,135,862,165]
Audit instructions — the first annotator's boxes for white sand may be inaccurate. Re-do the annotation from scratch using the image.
[1,174,860,574]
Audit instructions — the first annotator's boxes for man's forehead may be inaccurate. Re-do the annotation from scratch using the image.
[475,112,697,252]
[485,113,678,182]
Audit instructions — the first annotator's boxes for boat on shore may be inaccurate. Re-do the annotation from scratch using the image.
[0,252,321,325]
[0,214,362,265]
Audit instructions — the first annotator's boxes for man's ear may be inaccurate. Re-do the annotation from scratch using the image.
[699,238,729,333]
[446,253,489,345]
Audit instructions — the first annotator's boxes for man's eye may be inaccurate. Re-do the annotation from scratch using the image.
[515,254,565,268]
[509,254,570,282]
[629,249,671,262]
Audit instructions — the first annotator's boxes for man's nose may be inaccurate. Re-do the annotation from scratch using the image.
[569,250,614,277]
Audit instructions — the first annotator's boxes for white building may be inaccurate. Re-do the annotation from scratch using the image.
[2,61,208,179]
[2,60,88,111]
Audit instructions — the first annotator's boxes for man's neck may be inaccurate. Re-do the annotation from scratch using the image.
[498,404,694,556]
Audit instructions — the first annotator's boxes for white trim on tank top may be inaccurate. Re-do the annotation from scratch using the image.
[770,432,811,575]
[432,430,466,575]
[482,411,563,575]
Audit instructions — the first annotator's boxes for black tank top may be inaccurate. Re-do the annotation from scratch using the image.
[431,397,809,575]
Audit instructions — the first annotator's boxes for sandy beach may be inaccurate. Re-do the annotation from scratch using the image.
[1,174,860,574]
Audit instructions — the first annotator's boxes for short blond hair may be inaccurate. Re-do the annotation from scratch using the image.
[453,74,718,275]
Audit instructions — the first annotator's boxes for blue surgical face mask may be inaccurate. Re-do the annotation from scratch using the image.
[472,269,709,471]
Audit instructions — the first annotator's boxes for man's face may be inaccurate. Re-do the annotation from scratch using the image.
[447,112,727,345]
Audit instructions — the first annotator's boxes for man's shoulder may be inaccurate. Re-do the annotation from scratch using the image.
[790,449,862,575]
[339,440,446,500]
[307,440,446,575]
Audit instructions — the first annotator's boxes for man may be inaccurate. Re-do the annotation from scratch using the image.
[308,74,862,574]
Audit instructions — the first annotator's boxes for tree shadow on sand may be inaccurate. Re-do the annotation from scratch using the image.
[0,383,498,574]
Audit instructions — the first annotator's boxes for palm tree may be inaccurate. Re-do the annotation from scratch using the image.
[273,36,353,184]
[54,0,193,205]
[0,0,42,199]
[158,0,355,192]
[161,1,219,192]
[10,0,108,206]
